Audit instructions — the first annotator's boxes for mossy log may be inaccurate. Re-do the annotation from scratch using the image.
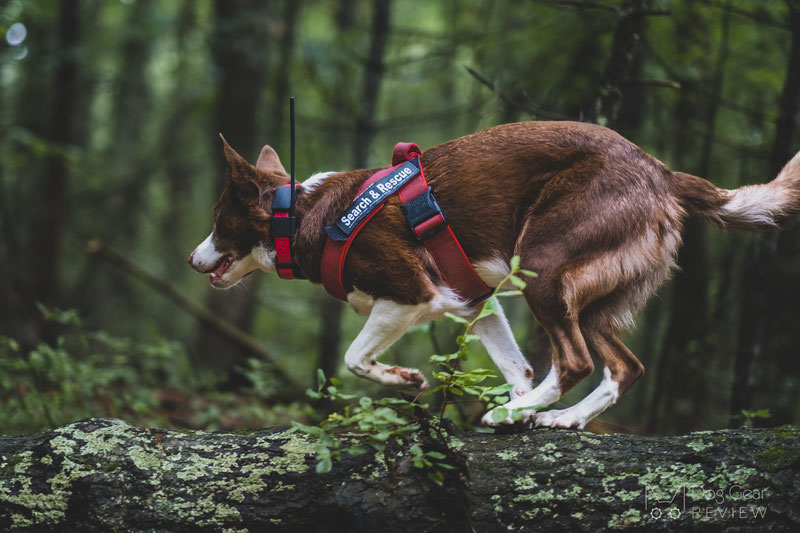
[1,418,798,532]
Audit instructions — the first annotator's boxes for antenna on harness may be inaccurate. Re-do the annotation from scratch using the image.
[290,96,296,216]
[270,96,302,279]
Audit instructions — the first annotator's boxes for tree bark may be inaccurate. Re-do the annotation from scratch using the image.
[1,418,797,532]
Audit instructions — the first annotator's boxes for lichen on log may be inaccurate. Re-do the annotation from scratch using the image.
[1,418,798,531]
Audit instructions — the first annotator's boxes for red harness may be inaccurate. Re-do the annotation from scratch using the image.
[319,142,491,303]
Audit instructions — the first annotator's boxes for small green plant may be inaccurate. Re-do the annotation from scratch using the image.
[291,256,538,484]
[426,255,539,424]
[740,408,772,428]
[290,369,455,483]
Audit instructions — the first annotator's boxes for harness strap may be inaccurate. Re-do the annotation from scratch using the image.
[321,143,491,303]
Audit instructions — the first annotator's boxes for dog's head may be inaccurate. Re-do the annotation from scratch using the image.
[188,135,288,288]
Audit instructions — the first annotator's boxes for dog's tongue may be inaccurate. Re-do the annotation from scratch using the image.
[210,256,231,281]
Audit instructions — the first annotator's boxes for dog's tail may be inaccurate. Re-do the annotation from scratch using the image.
[672,150,800,230]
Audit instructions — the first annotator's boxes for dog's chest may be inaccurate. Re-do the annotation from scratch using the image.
[347,289,376,316]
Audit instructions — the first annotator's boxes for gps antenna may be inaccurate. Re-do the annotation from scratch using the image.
[289,96,296,217]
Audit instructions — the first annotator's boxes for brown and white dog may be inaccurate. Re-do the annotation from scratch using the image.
[189,121,800,430]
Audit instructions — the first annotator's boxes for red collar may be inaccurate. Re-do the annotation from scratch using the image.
[271,184,303,279]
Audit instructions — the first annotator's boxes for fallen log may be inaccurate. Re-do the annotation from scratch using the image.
[0,418,797,531]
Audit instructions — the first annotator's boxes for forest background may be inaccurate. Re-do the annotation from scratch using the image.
[1,0,799,437]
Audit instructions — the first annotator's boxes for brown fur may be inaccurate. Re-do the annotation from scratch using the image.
[207,121,800,400]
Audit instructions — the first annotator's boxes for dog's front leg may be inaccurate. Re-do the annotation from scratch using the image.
[344,299,429,391]
[471,301,534,398]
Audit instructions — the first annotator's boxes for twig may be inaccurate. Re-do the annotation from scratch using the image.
[624,78,682,89]
[530,0,619,11]
[695,0,790,30]
[85,239,302,390]
[530,0,670,15]
[464,66,573,121]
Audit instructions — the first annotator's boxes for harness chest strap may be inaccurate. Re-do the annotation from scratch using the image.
[320,142,491,303]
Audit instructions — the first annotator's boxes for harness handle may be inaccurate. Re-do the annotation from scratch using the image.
[392,142,422,166]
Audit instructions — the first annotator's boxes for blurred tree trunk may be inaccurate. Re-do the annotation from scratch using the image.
[352,0,391,168]
[315,0,393,384]
[16,0,86,344]
[270,0,301,155]
[730,1,800,426]
[33,0,82,307]
[592,0,652,128]
[3,7,51,344]
[647,4,729,433]
[109,0,155,243]
[161,0,201,263]
[195,0,271,379]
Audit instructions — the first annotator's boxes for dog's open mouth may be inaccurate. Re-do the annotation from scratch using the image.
[209,254,234,285]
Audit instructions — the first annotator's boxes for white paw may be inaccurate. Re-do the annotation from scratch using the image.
[512,382,533,398]
[533,409,587,430]
[481,407,535,427]
[382,366,429,391]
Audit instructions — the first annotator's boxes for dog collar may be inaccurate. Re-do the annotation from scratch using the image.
[271,184,304,279]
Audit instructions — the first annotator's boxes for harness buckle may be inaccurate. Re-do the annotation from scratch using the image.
[271,215,296,237]
[403,187,447,240]
[271,186,297,238]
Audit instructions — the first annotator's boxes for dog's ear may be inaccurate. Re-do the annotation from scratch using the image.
[219,133,259,192]
[255,144,287,176]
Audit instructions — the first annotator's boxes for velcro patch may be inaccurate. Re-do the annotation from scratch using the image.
[329,159,420,241]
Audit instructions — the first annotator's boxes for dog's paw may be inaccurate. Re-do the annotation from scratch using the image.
[532,409,585,430]
[481,407,534,428]
[385,366,429,391]
[512,383,533,398]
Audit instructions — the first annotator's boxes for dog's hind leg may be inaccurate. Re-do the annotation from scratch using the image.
[343,298,430,391]
[532,282,651,429]
[482,313,594,426]
[533,326,643,429]
[471,301,534,398]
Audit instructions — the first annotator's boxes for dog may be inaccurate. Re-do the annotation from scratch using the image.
[188,121,800,429]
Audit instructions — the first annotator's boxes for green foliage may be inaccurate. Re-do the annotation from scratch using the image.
[739,408,772,428]
[425,258,538,420]
[290,369,430,477]
[291,257,538,484]
[0,306,311,434]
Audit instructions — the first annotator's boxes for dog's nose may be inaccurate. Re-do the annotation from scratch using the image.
[188,251,195,266]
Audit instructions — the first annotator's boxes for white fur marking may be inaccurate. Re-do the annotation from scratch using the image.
[343,299,430,390]
[533,367,620,429]
[189,232,270,289]
[190,232,222,270]
[347,289,376,316]
[251,244,277,273]
[721,184,788,227]
[473,257,512,288]
[303,171,336,192]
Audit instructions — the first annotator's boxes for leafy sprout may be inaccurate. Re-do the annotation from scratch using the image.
[290,257,537,485]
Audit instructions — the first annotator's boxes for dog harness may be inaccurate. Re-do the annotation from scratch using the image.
[319,142,491,303]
